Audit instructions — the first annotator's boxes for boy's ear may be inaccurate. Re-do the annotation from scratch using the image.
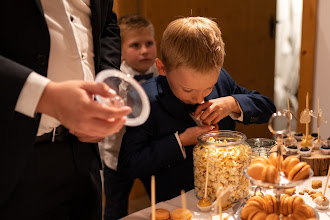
[155,58,166,76]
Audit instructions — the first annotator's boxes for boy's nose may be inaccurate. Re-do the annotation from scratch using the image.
[140,46,148,54]
[192,94,204,104]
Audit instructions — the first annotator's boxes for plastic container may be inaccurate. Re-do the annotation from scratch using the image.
[246,138,276,158]
[95,69,150,126]
[193,130,251,202]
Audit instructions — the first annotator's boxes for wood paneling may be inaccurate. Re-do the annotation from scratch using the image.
[115,0,276,139]
[296,0,318,133]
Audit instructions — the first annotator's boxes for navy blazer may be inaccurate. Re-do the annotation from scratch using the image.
[117,68,276,202]
[0,0,120,205]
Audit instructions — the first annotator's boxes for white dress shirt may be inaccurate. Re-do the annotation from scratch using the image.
[15,0,94,136]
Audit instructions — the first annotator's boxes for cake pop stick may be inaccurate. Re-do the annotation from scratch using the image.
[181,190,187,220]
[287,98,292,137]
[323,164,330,196]
[151,175,156,220]
[218,187,223,220]
[317,98,321,142]
[204,150,209,199]
[306,93,309,138]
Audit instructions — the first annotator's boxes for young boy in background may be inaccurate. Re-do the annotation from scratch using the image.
[99,14,158,220]
[118,17,276,202]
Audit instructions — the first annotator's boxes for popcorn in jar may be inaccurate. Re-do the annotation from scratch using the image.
[193,130,251,202]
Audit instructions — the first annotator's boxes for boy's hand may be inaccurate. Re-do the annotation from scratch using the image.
[194,96,240,126]
[179,125,217,147]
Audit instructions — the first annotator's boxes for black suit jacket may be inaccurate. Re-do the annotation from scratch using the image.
[0,0,121,205]
[117,69,276,202]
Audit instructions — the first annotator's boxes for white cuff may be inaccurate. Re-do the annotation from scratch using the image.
[229,98,244,122]
[15,72,50,117]
[174,131,186,159]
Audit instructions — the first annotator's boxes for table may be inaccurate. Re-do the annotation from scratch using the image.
[122,176,330,220]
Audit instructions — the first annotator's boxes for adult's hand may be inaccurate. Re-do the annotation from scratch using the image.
[36,80,131,137]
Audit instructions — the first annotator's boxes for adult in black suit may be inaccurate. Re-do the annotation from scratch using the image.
[0,0,131,219]
[117,17,276,203]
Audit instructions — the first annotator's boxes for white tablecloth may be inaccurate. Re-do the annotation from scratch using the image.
[122,176,330,220]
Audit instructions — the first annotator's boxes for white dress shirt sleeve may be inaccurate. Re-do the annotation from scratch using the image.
[174,131,187,159]
[15,72,50,117]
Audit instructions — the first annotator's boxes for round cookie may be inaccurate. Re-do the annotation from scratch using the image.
[247,163,265,180]
[265,213,280,220]
[171,208,193,220]
[240,204,263,220]
[251,211,268,220]
[293,204,314,218]
[263,194,275,213]
[288,162,310,181]
[282,156,300,176]
[251,157,270,165]
[261,165,278,183]
[248,196,267,210]
[269,152,283,169]
[152,208,170,220]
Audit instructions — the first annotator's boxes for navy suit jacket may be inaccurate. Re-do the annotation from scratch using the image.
[117,68,276,202]
[0,0,121,205]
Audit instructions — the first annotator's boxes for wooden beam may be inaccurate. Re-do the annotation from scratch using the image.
[297,0,318,132]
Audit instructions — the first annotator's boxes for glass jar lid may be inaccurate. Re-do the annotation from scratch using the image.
[197,130,247,147]
[95,69,150,126]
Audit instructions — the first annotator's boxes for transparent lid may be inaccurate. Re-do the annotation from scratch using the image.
[95,69,150,127]
[197,130,247,147]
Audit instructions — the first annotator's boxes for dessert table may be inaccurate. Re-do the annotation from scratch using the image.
[121,176,330,220]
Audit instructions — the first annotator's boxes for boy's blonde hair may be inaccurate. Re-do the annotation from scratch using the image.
[118,14,155,42]
[160,17,225,73]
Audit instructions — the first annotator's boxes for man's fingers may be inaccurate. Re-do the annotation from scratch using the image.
[81,81,116,97]
[73,117,127,137]
[90,103,132,120]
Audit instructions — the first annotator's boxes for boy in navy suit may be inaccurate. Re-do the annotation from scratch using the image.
[117,17,276,202]
[100,14,158,220]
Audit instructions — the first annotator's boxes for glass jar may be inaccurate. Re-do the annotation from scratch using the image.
[246,138,276,159]
[193,130,251,202]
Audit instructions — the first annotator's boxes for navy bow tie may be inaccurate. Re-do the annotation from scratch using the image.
[134,73,154,82]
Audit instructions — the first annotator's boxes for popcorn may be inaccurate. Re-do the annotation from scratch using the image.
[193,138,251,202]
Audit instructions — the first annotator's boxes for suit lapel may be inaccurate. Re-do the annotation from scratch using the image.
[34,0,43,14]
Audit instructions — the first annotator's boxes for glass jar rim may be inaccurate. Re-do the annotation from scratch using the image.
[197,130,247,147]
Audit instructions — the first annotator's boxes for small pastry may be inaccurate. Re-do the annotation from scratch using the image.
[293,132,303,141]
[311,180,322,189]
[265,213,280,220]
[314,196,329,210]
[282,156,300,176]
[171,208,193,220]
[247,163,265,180]
[312,139,323,150]
[293,204,314,218]
[311,133,318,139]
[300,139,312,147]
[261,165,278,183]
[284,187,296,196]
[197,198,212,212]
[152,208,171,220]
[211,213,229,220]
[320,145,330,155]
[269,152,283,169]
[284,135,297,146]
[251,156,270,165]
[299,146,311,157]
[285,144,298,154]
[288,162,311,181]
